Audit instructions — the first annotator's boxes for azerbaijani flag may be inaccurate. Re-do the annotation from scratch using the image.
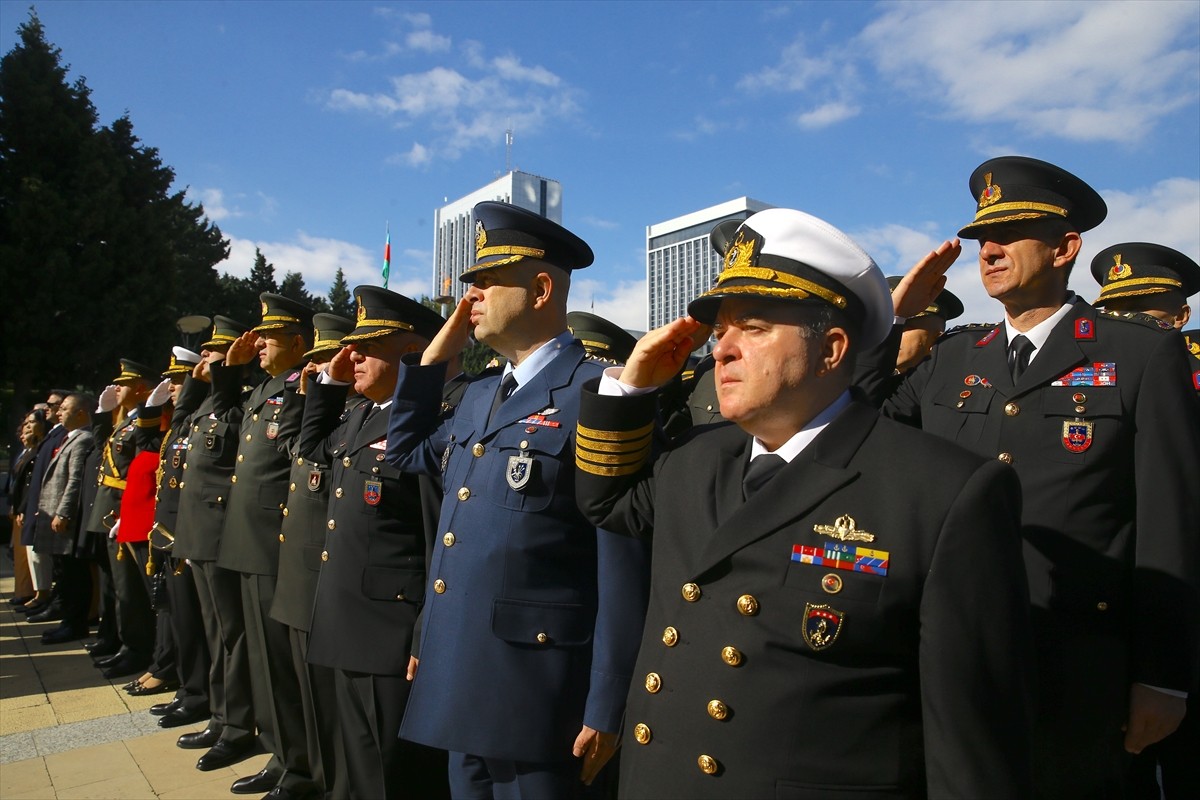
[382,223,391,288]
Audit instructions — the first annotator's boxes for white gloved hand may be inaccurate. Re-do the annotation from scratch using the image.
[96,384,119,413]
[146,378,173,407]
[108,519,121,540]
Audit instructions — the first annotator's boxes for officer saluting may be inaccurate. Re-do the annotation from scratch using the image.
[386,203,650,798]
[872,157,1200,797]
[574,208,1033,798]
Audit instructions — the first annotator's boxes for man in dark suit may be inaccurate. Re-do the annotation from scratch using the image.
[213,294,317,799]
[299,287,449,800]
[573,207,1033,799]
[269,311,354,800]
[35,392,95,643]
[386,202,650,799]
[171,316,260,765]
[868,157,1200,797]
[20,391,69,619]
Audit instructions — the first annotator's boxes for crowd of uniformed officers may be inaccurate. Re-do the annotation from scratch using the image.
[7,153,1200,800]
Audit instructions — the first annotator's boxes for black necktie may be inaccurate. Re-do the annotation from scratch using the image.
[362,404,381,428]
[742,454,785,499]
[488,373,518,424]
[1009,335,1035,382]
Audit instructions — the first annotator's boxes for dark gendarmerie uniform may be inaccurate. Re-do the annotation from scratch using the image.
[139,350,212,725]
[386,203,650,799]
[213,293,315,795]
[864,158,1200,797]
[269,312,354,799]
[87,360,158,672]
[298,288,449,800]
[174,316,257,755]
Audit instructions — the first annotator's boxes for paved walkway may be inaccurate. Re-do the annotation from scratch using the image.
[1,574,270,799]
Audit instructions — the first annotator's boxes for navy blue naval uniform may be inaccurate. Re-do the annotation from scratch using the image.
[385,333,650,796]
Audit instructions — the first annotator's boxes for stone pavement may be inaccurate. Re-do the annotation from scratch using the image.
[1,574,270,799]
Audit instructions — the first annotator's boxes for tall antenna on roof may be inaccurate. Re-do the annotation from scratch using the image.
[505,126,513,174]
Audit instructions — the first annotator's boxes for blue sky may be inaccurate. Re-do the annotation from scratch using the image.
[3,0,1197,330]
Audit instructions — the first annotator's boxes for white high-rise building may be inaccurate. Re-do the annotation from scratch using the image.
[646,197,774,333]
[432,171,562,303]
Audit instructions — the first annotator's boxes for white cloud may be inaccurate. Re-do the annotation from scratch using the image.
[327,46,580,166]
[582,215,619,231]
[860,1,1200,143]
[568,278,648,332]
[188,188,238,221]
[186,187,277,224]
[794,101,860,130]
[407,29,451,53]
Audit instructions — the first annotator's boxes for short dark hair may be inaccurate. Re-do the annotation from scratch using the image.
[64,393,94,417]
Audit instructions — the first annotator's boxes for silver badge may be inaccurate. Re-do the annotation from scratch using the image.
[506,455,533,491]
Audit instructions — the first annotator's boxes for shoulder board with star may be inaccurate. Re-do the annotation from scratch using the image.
[941,322,1000,339]
[1097,309,1175,331]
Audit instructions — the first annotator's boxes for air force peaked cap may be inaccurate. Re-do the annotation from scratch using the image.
[1091,243,1200,304]
[688,208,894,348]
[460,201,593,281]
[958,155,1106,238]
[342,285,445,343]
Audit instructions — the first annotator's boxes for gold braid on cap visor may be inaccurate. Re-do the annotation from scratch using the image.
[709,266,847,309]
[972,200,1068,220]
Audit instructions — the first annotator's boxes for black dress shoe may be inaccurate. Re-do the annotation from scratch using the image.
[85,639,120,657]
[196,738,256,771]
[93,648,129,668]
[158,705,210,728]
[9,595,34,606]
[17,601,47,615]
[41,626,88,644]
[151,699,183,716]
[130,680,180,697]
[230,768,279,794]
[25,607,62,623]
[177,724,223,749]
[101,656,150,680]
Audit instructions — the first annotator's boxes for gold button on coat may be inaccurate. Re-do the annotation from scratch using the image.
[998,452,1013,464]
[697,755,718,775]
[296,457,305,465]
[662,627,678,647]
[237,454,244,463]
[1097,601,1108,611]
[327,520,336,530]
[721,646,743,666]
[282,508,289,517]
[536,632,548,643]
[645,673,661,693]
[245,434,252,442]
[736,594,759,616]
[1004,402,1019,416]
[433,579,446,594]
[472,443,485,457]
[253,413,259,421]
[443,532,456,547]
[320,551,328,562]
[1075,405,1086,413]
[289,483,296,491]
[519,440,529,449]
[681,583,701,602]
[707,700,728,720]
[182,463,188,469]
[278,533,285,542]
[633,723,651,745]
[335,488,343,498]
[343,457,352,467]
[457,487,471,501]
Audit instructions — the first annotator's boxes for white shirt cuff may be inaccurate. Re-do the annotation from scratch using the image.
[1137,682,1188,699]
[598,367,656,397]
[317,370,350,387]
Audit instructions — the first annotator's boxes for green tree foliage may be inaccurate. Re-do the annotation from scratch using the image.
[326,267,354,318]
[0,10,228,428]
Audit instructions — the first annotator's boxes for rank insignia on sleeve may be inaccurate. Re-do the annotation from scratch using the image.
[1062,420,1094,453]
[1075,318,1095,340]
[308,469,322,492]
[363,479,382,506]
[802,603,844,652]
[507,455,533,491]
[812,514,875,543]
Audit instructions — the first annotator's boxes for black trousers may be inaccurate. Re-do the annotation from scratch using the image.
[288,626,347,799]
[165,559,210,712]
[192,560,258,746]
[51,553,92,632]
[106,539,155,658]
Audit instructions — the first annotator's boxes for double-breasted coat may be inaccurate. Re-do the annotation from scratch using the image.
[173,375,240,561]
[385,342,650,763]
[575,390,1034,799]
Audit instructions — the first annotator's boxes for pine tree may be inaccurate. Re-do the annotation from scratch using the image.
[248,248,277,295]
[327,267,354,318]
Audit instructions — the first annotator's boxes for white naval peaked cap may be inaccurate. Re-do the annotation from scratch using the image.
[689,208,893,348]
[172,347,202,363]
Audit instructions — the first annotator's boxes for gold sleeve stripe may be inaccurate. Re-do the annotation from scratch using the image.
[715,266,846,309]
[577,443,651,466]
[577,420,655,442]
[576,456,644,477]
[577,432,652,454]
[135,416,160,428]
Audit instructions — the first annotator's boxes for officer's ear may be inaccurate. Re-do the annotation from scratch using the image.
[531,271,554,310]
[1176,304,1191,329]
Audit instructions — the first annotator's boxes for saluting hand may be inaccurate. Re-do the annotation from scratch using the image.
[146,378,173,408]
[225,330,261,367]
[619,316,710,390]
[96,385,119,413]
[327,346,356,384]
[1123,683,1186,753]
[891,239,961,318]
[421,297,473,366]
